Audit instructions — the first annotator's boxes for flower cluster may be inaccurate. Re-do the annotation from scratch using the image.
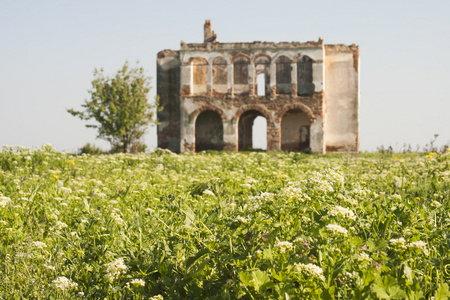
[55,221,68,230]
[389,238,407,250]
[52,276,78,292]
[31,241,47,249]
[203,189,215,197]
[105,258,128,282]
[0,196,11,207]
[236,216,251,223]
[408,240,429,256]
[356,253,372,262]
[328,206,356,221]
[326,224,348,236]
[294,263,326,281]
[280,186,311,202]
[111,211,126,226]
[127,278,146,288]
[274,241,293,253]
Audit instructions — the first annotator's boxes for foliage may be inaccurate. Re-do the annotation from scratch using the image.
[0,145,449,298]
[67,62,160,153]
[78,143,105,155]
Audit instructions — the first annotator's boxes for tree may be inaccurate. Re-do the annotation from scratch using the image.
[68,62,160,153]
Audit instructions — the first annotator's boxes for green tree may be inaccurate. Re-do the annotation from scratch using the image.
[68,62,160,153]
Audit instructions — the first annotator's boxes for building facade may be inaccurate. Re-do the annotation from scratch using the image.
[157,20,359,153]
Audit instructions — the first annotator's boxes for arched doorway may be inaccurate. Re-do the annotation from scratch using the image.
[281,109,311,152]
[238,110,267,151]
[195,111,223,152]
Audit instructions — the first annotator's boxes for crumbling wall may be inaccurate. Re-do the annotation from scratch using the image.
[324,44,359,152]
[157,50,181,152]
[157,21,358,154]
[179,92,324,153]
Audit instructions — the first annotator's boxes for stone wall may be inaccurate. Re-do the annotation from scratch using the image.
[156,21,359,154]
[324,44,359,152]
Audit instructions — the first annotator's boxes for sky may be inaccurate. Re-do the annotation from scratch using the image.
[1,0,449,153]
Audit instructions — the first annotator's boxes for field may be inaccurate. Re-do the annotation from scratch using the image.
[0,145,449,299]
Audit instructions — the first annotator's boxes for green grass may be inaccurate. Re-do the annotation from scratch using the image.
[0,145,449,299]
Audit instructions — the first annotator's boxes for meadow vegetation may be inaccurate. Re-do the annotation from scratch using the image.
[0,145,449,299]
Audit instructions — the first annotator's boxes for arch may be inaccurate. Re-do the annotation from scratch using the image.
[292,53,316,63]
[276,55,292,94]
[253,53,272,64]
[195,110,224,152]
[237,110,267,151]
[231,53,251,64]
[275,103,315,123]
[188,56,210,64]
[271,53,295,64]
[189,104,227,125]
[297,55,314,96]
[212,56,228,93]
[281,109,312,152]
[233,104,272,124]
[191,57,208,95]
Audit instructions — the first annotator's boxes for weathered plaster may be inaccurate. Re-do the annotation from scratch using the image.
[157,21,359,154]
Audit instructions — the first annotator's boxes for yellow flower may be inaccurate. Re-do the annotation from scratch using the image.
[52,174,59,179]
[66,160,75,165]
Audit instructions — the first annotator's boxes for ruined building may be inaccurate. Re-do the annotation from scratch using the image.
[157,20,359,153]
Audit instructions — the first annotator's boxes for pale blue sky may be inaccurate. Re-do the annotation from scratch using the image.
[1,0,449,153]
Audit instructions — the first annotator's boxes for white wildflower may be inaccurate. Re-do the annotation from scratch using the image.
[430,200,442,208]
[60,187,72,194]
[0,220,7,225]
[105,258,128,282]
[275,241,294,253]
[43,264,56,271]
[326,224,348,236]
[391,194,402,201]
[328,206,356,221]
[31,241,47,249]
[111,212,126,226]
[260,192,275,201]
[55,221,68,230]
[293,237,306,243]
[357,253,372,262]
[408,240,429,256]
[294,263,326,281]
[202,189,215,197]
[53,276,78,292]
[149,295,164,300]
[15,252,32,259]
[0,197,11,207]
[390,238,407,249]
[129,278,145,287]
[301,216,311,222]
[236,216,251,223]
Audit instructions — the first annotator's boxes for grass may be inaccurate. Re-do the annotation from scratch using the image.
[0,145,449,299]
